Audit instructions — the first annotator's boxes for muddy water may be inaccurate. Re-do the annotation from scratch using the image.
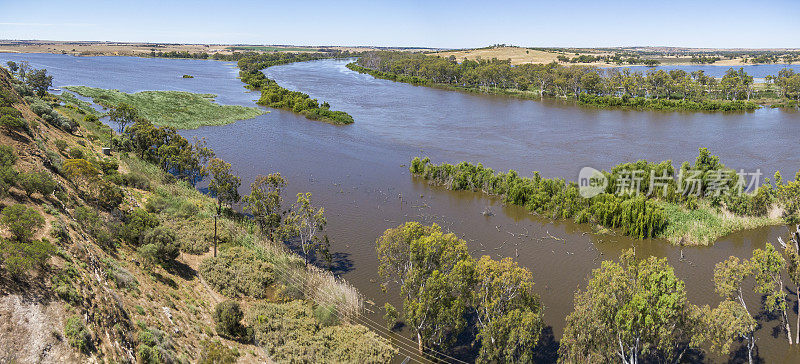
[4,53,800,362]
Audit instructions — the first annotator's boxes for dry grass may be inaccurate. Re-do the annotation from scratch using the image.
[432,46,614,66]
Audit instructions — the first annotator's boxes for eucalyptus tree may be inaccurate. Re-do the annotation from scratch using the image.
[207,158,241,215]
[751,243,791,344]
[245,173,287,236]
[559,249,702,363]
[284,192,326,264]
[109,102,139,133]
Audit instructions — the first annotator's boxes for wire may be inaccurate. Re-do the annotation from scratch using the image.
[279,267,469,364]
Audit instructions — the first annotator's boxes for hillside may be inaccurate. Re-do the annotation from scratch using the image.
[0,66,395,363]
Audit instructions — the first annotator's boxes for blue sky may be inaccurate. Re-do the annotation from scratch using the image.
[1,0,798,48]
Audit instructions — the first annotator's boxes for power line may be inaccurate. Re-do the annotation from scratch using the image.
[277,268,429,364]
[279,267,469,364]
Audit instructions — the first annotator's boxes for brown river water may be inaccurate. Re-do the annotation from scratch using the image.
[3,53,799,362]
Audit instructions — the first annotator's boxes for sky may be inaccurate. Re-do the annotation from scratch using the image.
[1,0,798,49]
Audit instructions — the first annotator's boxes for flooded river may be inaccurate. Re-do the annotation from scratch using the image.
[3,53,799,362]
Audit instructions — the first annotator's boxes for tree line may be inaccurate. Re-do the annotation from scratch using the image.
[378,220,800,363]
[235,52,355,124]
[410,148,800,242]
[353,51,800,110]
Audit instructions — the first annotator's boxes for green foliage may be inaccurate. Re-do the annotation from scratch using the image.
[213,300,245,339]
[0,144,17,167]
[25,68,53,96]
[103,257,138,290]
[198,340,240,364]
[245,300,397,363]
[138,226,180,265]
[136,327,178,364]
[207,158,241,213]
[0,114,26,130]
[283,192,327,263]
[65,86,265,129]
[383,303,399,330]
[559,250,702,362]
[411,157,667,239]
[199,246,275,298]
[1,204,45,241]
[474,256,543,363]
[64,315,91,353]
[120,208,160,245]
[313,304,340,327]
[0,237,55,277]
[17,171,57,197]
[244,173,286,235]
[353,52,778,111]
[256,84,353,125]
[52,263,81,305]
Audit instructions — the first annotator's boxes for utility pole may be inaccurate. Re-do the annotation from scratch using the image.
[213,214,219,257]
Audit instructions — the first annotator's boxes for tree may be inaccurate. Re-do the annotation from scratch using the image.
[474,256,543,363]
[783,230,800,344]
[109,102,139,133]
[559,249,701,363]
[0,204,45,241]
[751,243,791,344]
[376,223,475,354]
[284,192,326,264]
[6,61,18,73]
[711,256,757,362]
[244,173,286,235]
[207,158,241,214]
[700,301,758,364]
[25,68,53,97]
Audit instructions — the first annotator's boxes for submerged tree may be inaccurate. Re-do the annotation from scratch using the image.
[709,256,757,363]
[474,256,543,363]
[284,192,326,264]
[244,173,286,236]
[751,243,791,344]
[559,249,702,363]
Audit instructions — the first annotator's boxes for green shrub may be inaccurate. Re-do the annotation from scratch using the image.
[198,340,240,364]
[68,148,84,159]
[245,301,397,363]
[214,300,245,339]
[1,238,55,277]
[136,328,177,364]
[199,247,274,298]
[0,145,15,167]
[313,304,340,327]
[120,208,159,245]
[54,139,68,152]
[0,114,26,130]
[138,226,180,264]
[52,263,81,305]
[0,106,21,117]
[84,114,99,123]
[104,258,138,290]
[64,315,91,353]
[1,204,45,241]
[96,180,123,209]
[17,171,57,198]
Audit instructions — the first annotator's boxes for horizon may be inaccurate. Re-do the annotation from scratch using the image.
[1,0,799,48]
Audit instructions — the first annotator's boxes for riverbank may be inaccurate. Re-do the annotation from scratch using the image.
[348,53,799,112]
[63,86,266,129]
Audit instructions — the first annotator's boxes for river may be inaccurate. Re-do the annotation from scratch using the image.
[2,53,799,362]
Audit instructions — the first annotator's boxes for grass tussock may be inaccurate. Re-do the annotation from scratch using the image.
[64,86,266,129]
[658,201,782,245]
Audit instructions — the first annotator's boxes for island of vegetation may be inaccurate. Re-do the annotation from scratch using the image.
[182,74,194,78]
[350,51,800,111]
[410,152,799,245]
[235,53,355,125]
[63,86,266,129]
[0,64,396,362]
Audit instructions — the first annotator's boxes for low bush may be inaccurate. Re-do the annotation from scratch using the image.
[198,340,240,364]
[199,246,274,298]
[0,145,16,167]
[213,300,245,339]
[1,204,45,241]
[1,237,55,277]
[64,315,91,353]
[17,171,57,198]
[138,226,180,264]
[120,208,159,245]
